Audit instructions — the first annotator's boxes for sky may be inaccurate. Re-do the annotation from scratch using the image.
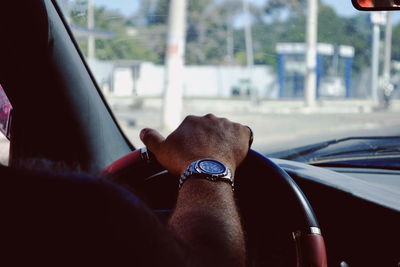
[94,0,139,16]
[93,0,358,17]
[92,0,400,22]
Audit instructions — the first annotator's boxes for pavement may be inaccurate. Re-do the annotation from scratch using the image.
[112,98,400,154]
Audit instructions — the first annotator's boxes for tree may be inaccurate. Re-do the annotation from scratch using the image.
[240,2,372,74]
[134,0,244,65]
[69,0,159,62]
[264,0,305,19]
[186,0,243,65]
[390,23,400,63]
[68,0,385,75]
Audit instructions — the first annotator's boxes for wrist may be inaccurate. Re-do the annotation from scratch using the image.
[179,178,233,194]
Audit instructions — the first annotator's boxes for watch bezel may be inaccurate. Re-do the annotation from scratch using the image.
[195,159,227,176]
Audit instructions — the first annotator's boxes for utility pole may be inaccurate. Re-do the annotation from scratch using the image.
[371,23,380,102]
[162,0,187,130]
[381,12,393,108]
[242,0,255,101]
[383,12,392,87]
[304,0,318,108]
[226,23,234,64]
[370,12,384,103]
[87,0,95,59]
[242,0,254,69]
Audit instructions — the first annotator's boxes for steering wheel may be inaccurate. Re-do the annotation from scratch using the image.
[102,148,328,267]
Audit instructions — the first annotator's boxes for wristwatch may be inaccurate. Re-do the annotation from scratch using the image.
[179,159,234,190]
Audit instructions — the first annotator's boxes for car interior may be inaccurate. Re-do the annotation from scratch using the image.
[0,0,399,266]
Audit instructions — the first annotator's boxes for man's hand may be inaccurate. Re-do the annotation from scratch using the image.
[140,114,251,176]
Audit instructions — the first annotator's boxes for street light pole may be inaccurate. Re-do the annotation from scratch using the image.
[383,12,392,86]
[226,23,234,64]
[162,0,187,130]
[87,0,95,59]
[242,0,254,69]
[371,23,380,102]
[242,0,256,102]
[304,0,318,108]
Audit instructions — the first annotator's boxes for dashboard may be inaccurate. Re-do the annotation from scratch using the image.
[327,167,400,192]
[274,159,400,212]
[277,159,400,266]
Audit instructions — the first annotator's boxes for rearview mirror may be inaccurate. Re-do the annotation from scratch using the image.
[352,0,400,10]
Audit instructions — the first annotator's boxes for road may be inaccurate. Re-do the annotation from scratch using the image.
[0,105,398,165]
[115,109,400,154]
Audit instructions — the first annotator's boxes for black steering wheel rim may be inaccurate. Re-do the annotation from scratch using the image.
[236,150,319,231]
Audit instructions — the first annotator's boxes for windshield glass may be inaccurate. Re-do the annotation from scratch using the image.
[59,0,400,162]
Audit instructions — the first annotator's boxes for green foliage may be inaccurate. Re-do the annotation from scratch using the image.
[185,0,242,65]
[69,0,159,62]
[317,6,371,73]
[245,3,372,74]
[145,0,170,25]
[68,0,399,76]
[391,23,400,63]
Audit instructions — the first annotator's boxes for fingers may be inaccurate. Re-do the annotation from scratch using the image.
[140,128,165,153]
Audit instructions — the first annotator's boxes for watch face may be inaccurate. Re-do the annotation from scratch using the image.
[198,160,226,174]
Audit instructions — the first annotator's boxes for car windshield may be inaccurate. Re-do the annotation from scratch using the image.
[58,0,400,164]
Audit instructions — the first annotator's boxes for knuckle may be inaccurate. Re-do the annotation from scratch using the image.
[233,122,242,130]
[184,115,196,122]
[204,113,216,119]
[219,117,229,124]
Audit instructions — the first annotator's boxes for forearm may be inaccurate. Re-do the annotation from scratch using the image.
[169,179,245,267]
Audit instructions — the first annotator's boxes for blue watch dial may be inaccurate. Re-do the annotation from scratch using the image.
[198,160,226,174]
